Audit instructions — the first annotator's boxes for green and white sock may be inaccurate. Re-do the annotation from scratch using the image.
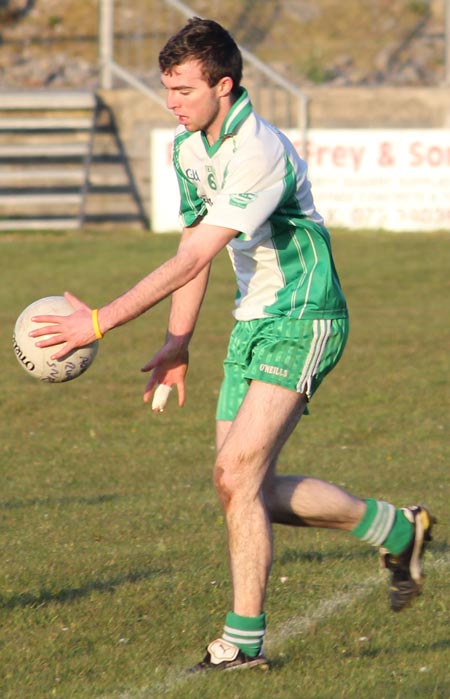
[352,498,413,555]
[222,611,266,658]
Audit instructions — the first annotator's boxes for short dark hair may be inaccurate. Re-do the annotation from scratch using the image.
[159,17,243,93]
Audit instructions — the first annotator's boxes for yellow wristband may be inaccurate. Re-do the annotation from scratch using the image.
[92,308,104,340]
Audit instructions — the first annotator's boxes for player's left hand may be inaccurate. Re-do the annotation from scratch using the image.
[142,339,189,412]
[29,291,96,359]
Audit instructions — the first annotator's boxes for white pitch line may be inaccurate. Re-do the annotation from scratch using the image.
[265,573,383,650]
[100,554,449,698]
[268,553,450,650]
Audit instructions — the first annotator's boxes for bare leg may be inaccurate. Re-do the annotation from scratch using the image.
[215,383,366,617]
[215,382,311,617]
[219,426,364,531]
[263,474,365,530]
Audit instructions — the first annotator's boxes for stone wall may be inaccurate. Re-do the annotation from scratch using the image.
[306,86,450,129]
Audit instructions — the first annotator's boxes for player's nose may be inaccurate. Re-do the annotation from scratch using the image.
[166,90,180,110]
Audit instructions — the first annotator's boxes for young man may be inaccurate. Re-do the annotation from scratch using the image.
[32,18,435,672]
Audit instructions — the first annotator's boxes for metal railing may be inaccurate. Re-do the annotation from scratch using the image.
[98,0,308,140]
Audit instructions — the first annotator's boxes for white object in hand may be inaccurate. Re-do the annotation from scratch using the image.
[152,383,172,412]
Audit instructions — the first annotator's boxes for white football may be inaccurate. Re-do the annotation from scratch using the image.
[13,296,98,383]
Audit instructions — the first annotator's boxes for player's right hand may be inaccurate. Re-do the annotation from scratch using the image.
[29,291,95,360]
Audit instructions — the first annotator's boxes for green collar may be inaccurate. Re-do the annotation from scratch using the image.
[201,87,252,156]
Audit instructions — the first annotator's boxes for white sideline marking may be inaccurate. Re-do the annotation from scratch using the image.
[268,553,449,650]
[100,555,449,698]
[266,573,382,650]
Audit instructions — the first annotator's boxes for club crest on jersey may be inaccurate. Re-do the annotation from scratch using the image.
[185,168,200,181]
[229,193,257,209]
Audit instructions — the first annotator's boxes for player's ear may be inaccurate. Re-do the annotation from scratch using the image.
[217,76,234,97]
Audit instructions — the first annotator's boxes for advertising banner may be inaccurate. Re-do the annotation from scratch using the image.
[150,128,450,233]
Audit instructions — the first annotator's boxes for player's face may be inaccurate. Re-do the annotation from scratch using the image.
[161,60,233,144]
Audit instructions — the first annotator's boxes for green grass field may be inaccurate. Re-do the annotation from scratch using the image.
[1,229,449,699]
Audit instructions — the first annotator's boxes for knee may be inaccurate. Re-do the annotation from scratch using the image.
[213,448,250,509]
[213,451,264,511]
[213,459,235,509]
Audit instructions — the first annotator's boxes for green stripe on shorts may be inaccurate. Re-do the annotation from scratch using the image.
[216,316,349,421]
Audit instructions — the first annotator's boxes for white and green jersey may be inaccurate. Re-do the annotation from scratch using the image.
[173,88,347,321]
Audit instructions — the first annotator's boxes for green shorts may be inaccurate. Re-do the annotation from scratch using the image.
[216,316,349,421]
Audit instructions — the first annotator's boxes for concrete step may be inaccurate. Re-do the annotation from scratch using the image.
[0,143,88,157]
[0,91,96,110]
[0,168,85,183]
[0,184,133,196]
[0,117,93,131]
[0,217,80,231]
[83,212,144,224]
[0,192,82,205]
[0,168,127,185]
[0,90,147,230]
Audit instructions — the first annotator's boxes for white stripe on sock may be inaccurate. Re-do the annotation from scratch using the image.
[363,501,396,546]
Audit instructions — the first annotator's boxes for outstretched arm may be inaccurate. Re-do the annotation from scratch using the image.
[30,222,236,359]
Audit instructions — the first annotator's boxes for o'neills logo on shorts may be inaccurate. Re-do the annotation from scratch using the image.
[259,363,288,378]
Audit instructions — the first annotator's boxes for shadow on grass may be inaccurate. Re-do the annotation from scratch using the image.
[269,632,450,668]
[0,567,169,610]
[278,539,449,566]
[1,493,121,510]
[429,541,450,555]
[354,637,450,660]
[429,639,450,652]
[278,546,376,565]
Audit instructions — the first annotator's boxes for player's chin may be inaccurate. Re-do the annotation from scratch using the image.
[180,119,197,132]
